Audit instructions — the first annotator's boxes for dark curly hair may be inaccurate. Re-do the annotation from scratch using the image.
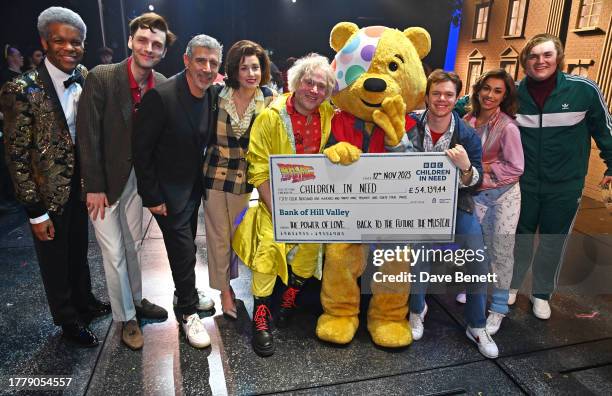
[469,68,518,117]
[224,40,270,90]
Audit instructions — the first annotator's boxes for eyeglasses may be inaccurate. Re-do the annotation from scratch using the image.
[301,78,327,93]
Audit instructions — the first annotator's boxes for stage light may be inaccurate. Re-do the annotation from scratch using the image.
[148,4,155,11]
[291,0,296,3]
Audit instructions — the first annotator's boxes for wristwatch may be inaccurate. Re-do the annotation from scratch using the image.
[461,165,473,175]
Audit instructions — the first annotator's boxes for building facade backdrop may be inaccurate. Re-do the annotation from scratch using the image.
[454,0,612,201]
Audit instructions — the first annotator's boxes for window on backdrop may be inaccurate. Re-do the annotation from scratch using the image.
[472,3,491,41]
[577,0,602,29]
[505,0,528,37]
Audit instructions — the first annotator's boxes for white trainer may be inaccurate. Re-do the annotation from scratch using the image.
[196,289,215,311]
[173,289,215,311]
[181,313,211,348]
[466,326,498,358]
[486,311,505,335]
[456,291,466,304]
[508,289,518,305]
[530,296,551,320]
[409,304,428,341]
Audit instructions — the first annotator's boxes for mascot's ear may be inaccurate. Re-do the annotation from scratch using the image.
[330,22,359,52]
[404,27,431,60]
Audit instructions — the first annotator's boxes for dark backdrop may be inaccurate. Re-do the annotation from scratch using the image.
[1,0,459,76]
[0,0,103,68]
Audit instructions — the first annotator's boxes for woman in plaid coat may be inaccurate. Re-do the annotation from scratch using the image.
[203,40,276,319]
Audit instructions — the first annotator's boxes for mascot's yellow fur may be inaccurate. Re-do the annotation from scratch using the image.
[316,22,431,347]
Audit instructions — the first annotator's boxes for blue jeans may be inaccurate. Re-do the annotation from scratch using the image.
[490,287,509,315]
[410,210,489,328]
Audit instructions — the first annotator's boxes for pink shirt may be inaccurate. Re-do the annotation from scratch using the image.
[465,110,524,190]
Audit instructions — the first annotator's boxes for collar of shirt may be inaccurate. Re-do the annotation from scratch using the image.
[286,93,297,115]
[285,94,320,120]
[44,57,81,143]
[219,86,264,112]
[219,85,264,102]
[45,57,72,96]
[219,86,264,134]
[127,56,154,90]
[285,94,322,154]
[127,56,155,109]
[464,107,501,130]
[423,110,455,152]
[287,94,302,116]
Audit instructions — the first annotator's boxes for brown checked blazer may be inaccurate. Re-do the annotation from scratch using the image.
[76,59,166,205]
[0,62,87,217]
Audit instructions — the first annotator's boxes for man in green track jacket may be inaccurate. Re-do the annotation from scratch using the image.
[510,33,612,320]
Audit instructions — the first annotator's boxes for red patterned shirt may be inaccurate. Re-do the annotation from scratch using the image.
[286,94,321,154]
[430,128,444,145]
[127,56,155,113]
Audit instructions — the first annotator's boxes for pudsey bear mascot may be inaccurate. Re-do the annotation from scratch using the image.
[316,22,431,347]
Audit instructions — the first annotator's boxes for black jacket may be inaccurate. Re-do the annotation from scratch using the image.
[132,71,219,214]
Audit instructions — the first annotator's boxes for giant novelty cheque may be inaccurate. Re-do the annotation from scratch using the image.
[269,153,459,243]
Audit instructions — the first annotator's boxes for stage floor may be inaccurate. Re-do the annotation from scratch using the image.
[1,197,611,395]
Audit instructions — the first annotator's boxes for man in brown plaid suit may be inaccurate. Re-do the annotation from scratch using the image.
[76,12,173,351]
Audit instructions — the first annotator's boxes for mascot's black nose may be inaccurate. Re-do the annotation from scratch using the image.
[363,78,387,92]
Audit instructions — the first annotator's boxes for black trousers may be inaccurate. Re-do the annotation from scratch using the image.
[154,196,201,316]
[0,136,16,203]
[32,181,95,326]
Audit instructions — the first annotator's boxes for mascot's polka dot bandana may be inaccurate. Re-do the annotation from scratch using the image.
[331,26,387,94]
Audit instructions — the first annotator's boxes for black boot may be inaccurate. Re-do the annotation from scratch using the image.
[252,297,274,357]
[62,322,99,347]
[276,273,306,329]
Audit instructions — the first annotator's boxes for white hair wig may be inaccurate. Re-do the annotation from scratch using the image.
[287,53,336,98]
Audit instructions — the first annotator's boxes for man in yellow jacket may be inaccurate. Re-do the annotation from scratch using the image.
[232,54,335,357]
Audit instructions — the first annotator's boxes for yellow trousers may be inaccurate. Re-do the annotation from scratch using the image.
[251,247,320,297]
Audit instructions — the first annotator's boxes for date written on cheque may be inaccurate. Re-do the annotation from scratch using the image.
[373,171,412,180]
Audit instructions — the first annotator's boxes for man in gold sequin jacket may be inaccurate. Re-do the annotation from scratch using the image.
[0,6,109,347]
[1,66,85,218]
